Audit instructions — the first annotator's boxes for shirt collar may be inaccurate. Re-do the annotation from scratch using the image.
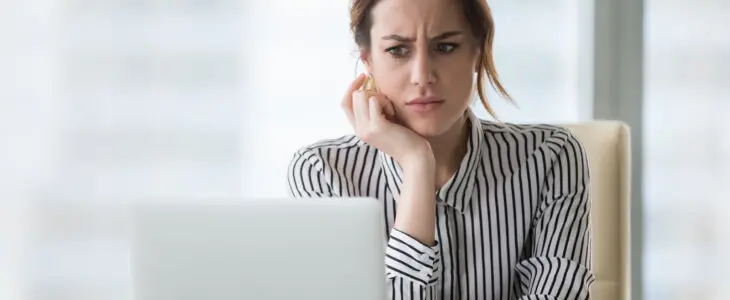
[380,108,484,213]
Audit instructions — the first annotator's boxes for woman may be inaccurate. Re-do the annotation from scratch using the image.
[287,0,594,299]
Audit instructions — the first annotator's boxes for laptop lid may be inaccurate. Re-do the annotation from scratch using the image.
[131,198,385,300]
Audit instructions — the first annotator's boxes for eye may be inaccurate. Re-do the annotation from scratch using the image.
[434,43,459,53]
[385,46,410,58]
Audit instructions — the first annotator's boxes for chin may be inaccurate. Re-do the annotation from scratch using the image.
[407,120,453,138]
[401,108,467,139]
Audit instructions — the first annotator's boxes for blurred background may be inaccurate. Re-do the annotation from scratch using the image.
[0,0,728,299]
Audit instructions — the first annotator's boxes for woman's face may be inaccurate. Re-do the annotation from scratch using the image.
[364,0,480,137]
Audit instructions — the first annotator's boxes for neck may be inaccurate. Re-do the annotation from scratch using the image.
[427,113,470,187]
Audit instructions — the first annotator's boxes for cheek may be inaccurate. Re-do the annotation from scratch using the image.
[440,58,477,102]
[372,69,404,93]
[370,55,409,93]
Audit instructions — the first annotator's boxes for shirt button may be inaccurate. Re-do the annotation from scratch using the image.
[419,253,430,261]
[419,269,432,279]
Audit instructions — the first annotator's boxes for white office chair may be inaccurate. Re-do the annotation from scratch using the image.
[562,121,631,300]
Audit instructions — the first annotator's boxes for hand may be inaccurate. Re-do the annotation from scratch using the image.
[341,74,435,170]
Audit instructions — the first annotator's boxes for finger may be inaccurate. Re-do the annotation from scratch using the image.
[368,96,385,124]
[360,91,394,117]
[359,91,388,119]
[353,91,371,124]
[371,94,396,122]
[341,74,367,126]
[342,100,355,127]
[342,73,368,106]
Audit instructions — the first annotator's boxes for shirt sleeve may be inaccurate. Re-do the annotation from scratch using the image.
[287,149,333,198]
[385,228,442,299]
[514,131,596,300]
[287,149,442,300]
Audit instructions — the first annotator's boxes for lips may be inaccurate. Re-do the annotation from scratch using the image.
[407,96,444,105]
[406,96,444,113]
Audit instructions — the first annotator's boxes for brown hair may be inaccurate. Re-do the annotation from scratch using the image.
[350,0,512,118]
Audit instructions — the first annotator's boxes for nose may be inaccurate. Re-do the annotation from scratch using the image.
[410,49,436,87]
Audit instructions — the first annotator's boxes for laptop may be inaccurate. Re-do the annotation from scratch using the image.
[131,198,386,300]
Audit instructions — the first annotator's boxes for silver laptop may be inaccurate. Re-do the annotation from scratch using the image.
[131,198,386,300]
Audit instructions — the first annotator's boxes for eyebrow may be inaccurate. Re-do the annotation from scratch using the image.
[382,31,463,42]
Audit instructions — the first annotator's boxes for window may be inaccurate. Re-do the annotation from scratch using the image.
[644,1,730,299]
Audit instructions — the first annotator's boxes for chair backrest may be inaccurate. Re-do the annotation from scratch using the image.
[561,121,631,300]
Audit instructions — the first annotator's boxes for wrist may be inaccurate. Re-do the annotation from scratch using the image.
[399,146,435,174]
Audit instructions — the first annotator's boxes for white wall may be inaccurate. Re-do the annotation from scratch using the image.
[0,0,584,299]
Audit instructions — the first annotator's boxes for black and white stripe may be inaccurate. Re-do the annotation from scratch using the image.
[287,109,595,300]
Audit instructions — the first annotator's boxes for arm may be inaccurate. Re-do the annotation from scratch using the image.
[287,149,442,300]
[386,153,441,299]
[514,132,595,300]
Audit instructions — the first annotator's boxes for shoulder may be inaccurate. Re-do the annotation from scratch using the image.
[289,134,376,171]
[477,119,586,161]
[288,135,366,196]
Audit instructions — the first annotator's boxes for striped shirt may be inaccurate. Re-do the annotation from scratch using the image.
[287,109,595,300]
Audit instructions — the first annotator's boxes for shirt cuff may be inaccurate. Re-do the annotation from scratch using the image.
[385,228,441,287]
[515,257,595,300]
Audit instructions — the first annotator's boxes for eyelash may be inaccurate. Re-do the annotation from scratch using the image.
[385,43,460,59]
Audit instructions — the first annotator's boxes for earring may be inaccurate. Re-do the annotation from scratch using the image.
[366,76,377,91]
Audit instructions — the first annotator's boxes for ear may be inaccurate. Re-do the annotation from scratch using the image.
[359,50,373,75]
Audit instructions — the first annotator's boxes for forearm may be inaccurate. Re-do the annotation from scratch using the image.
[393,155,437,246]
[383,150,441,298]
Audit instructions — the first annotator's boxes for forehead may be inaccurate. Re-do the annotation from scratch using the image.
[369,0,467,36]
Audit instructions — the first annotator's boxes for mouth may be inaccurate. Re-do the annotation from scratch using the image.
[406,96,445,113]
